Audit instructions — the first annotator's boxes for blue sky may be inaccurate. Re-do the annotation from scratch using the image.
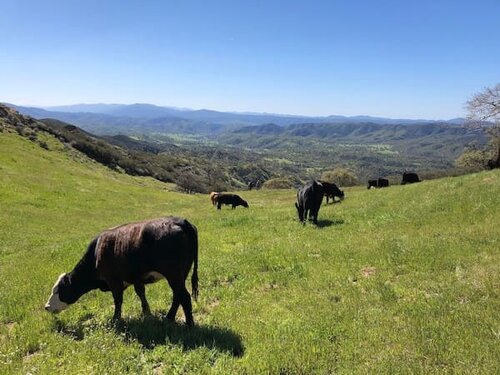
[1,0,499,119]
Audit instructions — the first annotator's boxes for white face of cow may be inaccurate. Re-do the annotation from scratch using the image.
[45,273,70,313]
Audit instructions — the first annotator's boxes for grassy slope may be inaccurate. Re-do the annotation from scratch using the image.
[0,132,499,374]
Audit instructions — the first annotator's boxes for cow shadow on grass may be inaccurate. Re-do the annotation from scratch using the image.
[52,313,96,341]
[114,315,245,357]
[54,314,244,357]
[315,218,345,228]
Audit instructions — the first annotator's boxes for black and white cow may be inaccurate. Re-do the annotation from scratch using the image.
[45,216,199,325]
[368,178,389,189]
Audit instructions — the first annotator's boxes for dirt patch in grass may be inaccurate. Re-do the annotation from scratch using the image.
[208,298,220,310]
[0,322,16,342]
[361,266,376,278]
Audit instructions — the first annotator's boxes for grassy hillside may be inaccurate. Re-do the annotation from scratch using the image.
[0,131,499,374]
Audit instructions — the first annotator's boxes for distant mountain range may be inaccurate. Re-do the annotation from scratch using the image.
[5,103,466,136]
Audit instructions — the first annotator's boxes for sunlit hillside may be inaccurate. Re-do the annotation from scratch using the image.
[0,130,499,374]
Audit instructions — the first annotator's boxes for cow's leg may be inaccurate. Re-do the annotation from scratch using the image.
[217,202,222,210]
[165,276,181,322]
[166,276,194,326]
[134,283,151,316]
[177,285,194,326]
[312,209,319,224]
[111,288,124,321]
[166,293,180,321]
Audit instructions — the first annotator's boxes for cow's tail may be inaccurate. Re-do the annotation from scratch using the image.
[190,223,199,301]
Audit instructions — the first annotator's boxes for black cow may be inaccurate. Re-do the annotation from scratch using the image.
[215,193,249,210]
[487,158,499,170]
[295,181,324,224]
[378,178,389,187]
[45,217,199,325]
[401,172,421,185]
[318,180,345,204]
[368,178,389,189]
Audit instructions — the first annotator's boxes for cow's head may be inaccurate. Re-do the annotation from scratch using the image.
[338,189,345,201]
[45,273,72,313]
[242,200,249,208]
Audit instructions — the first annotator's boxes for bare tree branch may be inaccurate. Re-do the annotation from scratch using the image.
[462,84,500,169]
[465,83,500,124]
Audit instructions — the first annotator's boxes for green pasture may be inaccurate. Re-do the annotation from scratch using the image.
[0,132,499,374]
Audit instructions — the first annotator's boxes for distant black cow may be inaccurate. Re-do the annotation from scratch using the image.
[214,193,249,210]
[486,158,499,170]
[378,178,389,187]
[368,178,389,189]
[295,181,324,224]
[45,217,199,325]
[401,172,421,185]
[318,180,345,204]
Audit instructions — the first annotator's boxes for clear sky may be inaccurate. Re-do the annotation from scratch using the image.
[1,0,499,119]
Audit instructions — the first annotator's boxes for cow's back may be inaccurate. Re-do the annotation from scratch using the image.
[301,181,324,208]
[95,217,197,280]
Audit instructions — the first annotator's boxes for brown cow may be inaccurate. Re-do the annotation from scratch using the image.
[210,192,221,206]
[45,216,199,325]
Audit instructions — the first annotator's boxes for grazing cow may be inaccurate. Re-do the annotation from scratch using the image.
[214,193,249,210]
[210,192,221,206]
[295,181,324,224]
[486,158,499,170]
[401,172,421,185]
[368,178,389,189]
[378,178,389,187]
[45,217,199,325]
[318,180,345,204]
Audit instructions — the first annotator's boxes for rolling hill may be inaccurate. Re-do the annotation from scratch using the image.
[0,105,276,191]
[6,103,486,184]
[10,103,466,136]
[0,117,498,373]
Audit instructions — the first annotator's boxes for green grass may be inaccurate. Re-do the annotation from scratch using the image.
[1,132,499,374]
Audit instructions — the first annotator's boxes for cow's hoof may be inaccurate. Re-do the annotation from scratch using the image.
[166,314,176,322]
[111,314,123,322]
[110,316,124,328]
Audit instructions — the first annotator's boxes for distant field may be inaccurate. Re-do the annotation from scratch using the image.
[0,132,499,374]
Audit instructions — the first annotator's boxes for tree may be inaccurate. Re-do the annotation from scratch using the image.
[320,167,359,187]
[455,146,489,172]
[465,84,500,169]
